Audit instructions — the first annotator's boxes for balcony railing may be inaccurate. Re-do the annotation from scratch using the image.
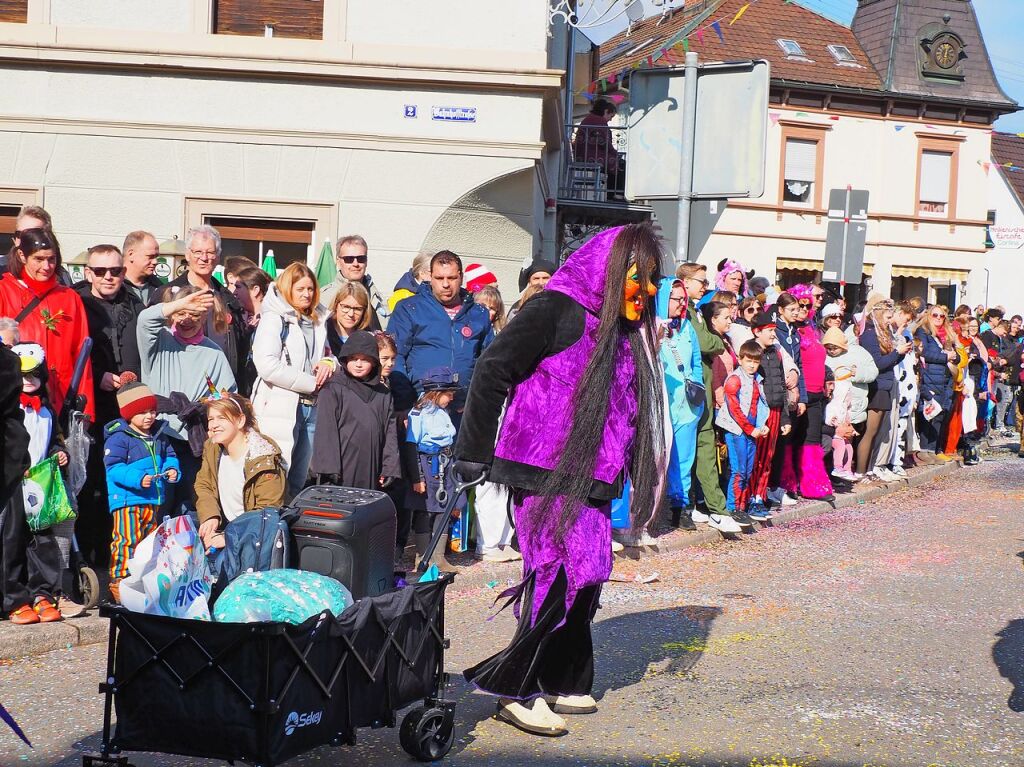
[558,123,628,204]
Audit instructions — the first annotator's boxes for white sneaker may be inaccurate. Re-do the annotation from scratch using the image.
[545,694,598,715]
[611,539,624,553]
[848,472,864,481]
[889,465,908,478]
[708,514,742,534]
[497,698,568,736]
[874,467,898,482]
[690,508,711,524]
[830,468,848,479]
[780,492,797,506]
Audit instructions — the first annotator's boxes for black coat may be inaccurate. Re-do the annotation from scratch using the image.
[0,345,29,509]
[310,338,400,490]
[758,345,792,429]
[73,282,144,426]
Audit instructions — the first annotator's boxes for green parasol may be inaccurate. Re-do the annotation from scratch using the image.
[313,240,336,287]
[260,249,278,278]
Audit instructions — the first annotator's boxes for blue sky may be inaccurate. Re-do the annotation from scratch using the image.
[582,0,1024,132]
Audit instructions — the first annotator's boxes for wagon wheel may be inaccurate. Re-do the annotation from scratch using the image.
[399,706,454,761]
[79,566,101,609]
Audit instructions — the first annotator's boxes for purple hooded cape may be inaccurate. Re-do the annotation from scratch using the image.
[492,226,640,625]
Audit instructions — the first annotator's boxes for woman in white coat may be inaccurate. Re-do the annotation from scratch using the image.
[250,263,335,499]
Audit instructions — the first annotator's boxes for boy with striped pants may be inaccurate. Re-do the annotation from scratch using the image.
[103,382,179,602]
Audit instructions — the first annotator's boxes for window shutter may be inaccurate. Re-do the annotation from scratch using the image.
[784,139,817,182]
[0,0,27,22]
[214,0,323,40]
[919,151,951,203]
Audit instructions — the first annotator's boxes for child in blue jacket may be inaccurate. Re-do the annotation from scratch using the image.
[103,382,179,602]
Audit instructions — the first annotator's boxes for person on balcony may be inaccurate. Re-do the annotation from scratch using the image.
[572,98,623,195]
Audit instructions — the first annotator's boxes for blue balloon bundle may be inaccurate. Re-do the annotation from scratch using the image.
[212,569,353,624]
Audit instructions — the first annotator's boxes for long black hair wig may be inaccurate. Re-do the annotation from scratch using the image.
[535,223,666,540]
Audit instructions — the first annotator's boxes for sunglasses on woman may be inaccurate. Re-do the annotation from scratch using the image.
[798,301,811,308]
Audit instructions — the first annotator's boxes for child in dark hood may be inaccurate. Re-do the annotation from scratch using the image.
[311,330,400,490]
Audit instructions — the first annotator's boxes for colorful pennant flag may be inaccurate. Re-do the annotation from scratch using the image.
[711,20,724,42]
[731,3,750,24]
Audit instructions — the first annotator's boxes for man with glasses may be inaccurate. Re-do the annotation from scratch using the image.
[121,230,163,304]
[675,262,743,533]
[320,234,389,330]
[151,225,250,393]
[73,243,144,573]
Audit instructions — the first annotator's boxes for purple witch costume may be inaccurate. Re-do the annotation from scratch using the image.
[455,226,642,700]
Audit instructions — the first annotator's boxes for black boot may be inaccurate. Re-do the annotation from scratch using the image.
[670,506,681,528]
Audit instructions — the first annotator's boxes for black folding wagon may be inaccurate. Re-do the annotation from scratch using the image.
[82,573,457,767]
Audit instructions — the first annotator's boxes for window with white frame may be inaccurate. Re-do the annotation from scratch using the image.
[777,39,806,58]
[783,138,818,204]
[918,150,952,216]
[826,44,859,66]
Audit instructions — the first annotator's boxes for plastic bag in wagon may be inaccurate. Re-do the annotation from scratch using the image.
[119,515,213,620]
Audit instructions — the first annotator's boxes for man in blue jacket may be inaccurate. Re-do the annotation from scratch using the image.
[389,251,493,408]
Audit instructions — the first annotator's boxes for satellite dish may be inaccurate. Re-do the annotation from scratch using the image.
[625,0,644,22]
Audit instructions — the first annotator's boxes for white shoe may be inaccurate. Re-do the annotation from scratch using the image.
[708,514,742,534]
[611,539,624,553]
[545,694,598,715]
[780,492,797,506]
[847,472,864,481]
[830,468,849,479]
[690,508,711,524]
[481,547,521,563]
[874,467,898,482]
[889,465,908,478]
[497,698,568,736]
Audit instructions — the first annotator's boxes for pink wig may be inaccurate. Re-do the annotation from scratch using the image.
[788,283,815,303]
[715,259,749,296]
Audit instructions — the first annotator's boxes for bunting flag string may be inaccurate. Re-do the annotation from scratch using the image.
[578,0,761,98]
[980,160,1024,174]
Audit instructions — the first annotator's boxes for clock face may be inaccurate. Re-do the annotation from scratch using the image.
[933,41,959,69]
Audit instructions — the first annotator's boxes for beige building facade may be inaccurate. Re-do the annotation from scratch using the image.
[0,0,566,297]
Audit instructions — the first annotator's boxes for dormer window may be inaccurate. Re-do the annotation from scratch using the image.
[777,39,806,58]
[827,44,860,67]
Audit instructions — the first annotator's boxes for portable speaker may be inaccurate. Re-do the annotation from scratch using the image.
[289,485,397,599]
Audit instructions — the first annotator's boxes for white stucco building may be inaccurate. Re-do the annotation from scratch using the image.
[0,0,569,296]
[590,0,1019,307]
[981,132,1024,312]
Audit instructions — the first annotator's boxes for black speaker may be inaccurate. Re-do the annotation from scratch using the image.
[289,485,397,599]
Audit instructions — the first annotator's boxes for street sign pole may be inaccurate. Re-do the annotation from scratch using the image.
[839,185,851,293]
[674,51,699,265]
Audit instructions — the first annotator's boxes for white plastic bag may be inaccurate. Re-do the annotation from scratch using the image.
[119,515,212,620]
[922,397,943,422]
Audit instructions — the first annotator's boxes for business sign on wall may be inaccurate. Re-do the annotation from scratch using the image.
[991,226,1024,249]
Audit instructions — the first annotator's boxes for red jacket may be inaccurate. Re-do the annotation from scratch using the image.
[0,273,94,419]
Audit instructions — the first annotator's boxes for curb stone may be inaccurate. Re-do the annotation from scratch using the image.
[0,457,968,660]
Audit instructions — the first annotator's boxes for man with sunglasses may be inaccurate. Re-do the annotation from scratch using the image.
[73,243,144,570]
[320,234,389,330]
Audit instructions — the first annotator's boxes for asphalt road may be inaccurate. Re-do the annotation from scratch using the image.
[2,457,1023,767]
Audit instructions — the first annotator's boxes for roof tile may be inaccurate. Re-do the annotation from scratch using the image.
[992,132,1024,208]
[597,0,882,91]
